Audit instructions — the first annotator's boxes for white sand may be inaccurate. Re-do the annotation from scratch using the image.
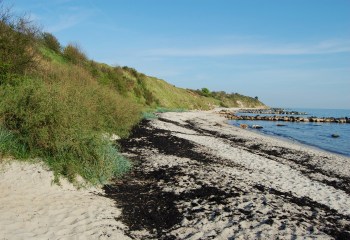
[0,159,130,240]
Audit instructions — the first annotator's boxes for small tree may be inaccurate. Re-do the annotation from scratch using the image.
[255,96,259,100]
[201,87,211,97]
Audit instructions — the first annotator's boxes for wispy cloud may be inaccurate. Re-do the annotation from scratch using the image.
[144,39,350,57]
[46,10,93,33]
[46,15,79,33]
[45,1,98,33]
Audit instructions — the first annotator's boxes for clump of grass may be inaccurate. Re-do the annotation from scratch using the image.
[39,47,67,65]
[46,138,132,184]
[0,126,29,159]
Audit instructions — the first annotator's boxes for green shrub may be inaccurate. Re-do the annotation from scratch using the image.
[63,43,87,65]
[99,65,130,95]
[0,2,39,82]
[201,87,211,97]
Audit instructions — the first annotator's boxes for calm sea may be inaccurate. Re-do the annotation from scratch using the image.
[228,108,350,157]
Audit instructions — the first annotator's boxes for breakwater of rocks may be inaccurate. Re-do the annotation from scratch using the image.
[218,110,350,123]
[238,108,308,115]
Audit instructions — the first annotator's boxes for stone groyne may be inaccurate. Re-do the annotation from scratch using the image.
[218,110,350,124]
[239,108,308,115]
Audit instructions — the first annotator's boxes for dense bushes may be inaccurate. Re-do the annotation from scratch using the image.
[0,2,39,82]
[0,76,140,183]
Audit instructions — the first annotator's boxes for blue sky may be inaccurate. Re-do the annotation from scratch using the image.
[11,0,350,108]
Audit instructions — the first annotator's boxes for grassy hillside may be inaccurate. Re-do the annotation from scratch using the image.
[0,3,265,184]
[39,48,266,110]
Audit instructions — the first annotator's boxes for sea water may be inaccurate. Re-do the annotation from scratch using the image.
[228,108,350,157]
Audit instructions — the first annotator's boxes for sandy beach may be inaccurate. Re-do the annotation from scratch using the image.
[107,110,350,239]
[1,109,350,239]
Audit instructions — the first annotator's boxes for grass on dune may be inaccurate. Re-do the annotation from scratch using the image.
[0,74,140,184]
[0,126,29,159]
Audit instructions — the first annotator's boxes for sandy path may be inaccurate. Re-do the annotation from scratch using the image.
[0,160,130,240]
[104,110,350,239]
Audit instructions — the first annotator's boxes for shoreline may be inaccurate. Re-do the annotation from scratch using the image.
[105,110,350,239]
[1,109,350,239]
[228,118,350,158]
[223,108,350,157]
[216,108,349,159]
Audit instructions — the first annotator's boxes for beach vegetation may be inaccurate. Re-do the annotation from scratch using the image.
[63,43,87,65]
[201,87,212,97]
[0,2,139,184]
[211,91,264,108]
[0,1,266,184]
[0,126,29,159]
[0,1,39,83]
